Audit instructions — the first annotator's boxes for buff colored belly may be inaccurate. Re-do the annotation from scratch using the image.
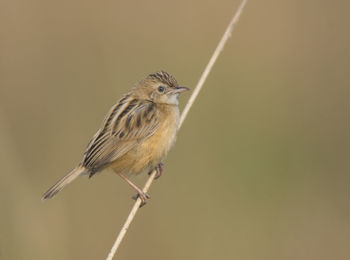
[110,105,179,175]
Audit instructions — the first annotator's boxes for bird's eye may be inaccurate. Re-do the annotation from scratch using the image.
[157,86,165,93]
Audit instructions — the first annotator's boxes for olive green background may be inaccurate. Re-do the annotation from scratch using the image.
[1,0,349,259]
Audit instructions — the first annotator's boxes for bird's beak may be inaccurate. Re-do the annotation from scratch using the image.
[173,86,190,93]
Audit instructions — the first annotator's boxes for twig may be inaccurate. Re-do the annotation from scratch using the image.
[106,1,248,259]
[179,0,247,128]
[105,170,156,260]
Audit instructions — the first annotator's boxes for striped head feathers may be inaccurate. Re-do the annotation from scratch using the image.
[133,71,189,105]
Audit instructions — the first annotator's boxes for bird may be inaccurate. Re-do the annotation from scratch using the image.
[41,71,189,206]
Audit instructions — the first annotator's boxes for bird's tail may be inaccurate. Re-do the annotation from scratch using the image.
[41,165,87,201]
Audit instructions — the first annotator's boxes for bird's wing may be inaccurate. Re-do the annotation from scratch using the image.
[82,96,160,175]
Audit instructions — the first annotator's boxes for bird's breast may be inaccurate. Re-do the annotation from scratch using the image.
[111,105,179,175]
[140,104,179,162]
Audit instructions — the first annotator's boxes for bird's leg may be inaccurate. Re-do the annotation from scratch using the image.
[118,173,150,207]
[148,162,164,180]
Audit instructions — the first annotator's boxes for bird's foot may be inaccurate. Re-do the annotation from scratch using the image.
[149,163,164,180]
[132,191,151,207]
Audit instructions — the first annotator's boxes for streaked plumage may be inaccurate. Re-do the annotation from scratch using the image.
[42,71,188,205]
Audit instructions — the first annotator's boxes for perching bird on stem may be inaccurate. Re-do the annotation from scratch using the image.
[42,71,189,206]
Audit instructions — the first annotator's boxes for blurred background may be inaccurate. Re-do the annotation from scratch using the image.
[1,0,349,259]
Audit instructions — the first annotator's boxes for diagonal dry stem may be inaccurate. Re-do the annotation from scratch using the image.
[106,1,248,259]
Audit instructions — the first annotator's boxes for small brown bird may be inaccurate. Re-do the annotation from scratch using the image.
[42,71,188,205]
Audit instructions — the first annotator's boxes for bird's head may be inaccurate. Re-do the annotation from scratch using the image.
[134,71,189,105]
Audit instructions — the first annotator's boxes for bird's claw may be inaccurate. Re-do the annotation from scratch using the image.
[132,191,150,207]
[149,163,164,180]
